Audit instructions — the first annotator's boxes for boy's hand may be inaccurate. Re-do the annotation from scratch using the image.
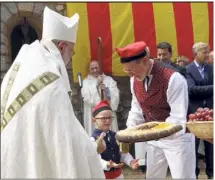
[95,132,106,153]
[107,160,124,169]
[130,159,139,170]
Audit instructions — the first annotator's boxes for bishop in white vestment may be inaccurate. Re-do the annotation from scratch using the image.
[1,7,105,179]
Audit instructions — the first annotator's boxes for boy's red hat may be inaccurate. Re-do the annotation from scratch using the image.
[92,100,112,117]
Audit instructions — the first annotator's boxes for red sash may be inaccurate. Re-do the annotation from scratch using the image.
[104,168,122,179]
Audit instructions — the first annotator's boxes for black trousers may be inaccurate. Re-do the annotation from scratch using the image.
[195,137,213,178]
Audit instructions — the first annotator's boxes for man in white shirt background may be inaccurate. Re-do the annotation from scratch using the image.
[82,60,120,136]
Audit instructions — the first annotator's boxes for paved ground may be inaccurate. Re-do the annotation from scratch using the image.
[123,159,209,179]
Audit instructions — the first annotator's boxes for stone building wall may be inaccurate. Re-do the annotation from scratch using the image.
[0,2,132,130]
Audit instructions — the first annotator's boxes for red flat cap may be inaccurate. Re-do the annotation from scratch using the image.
[116,41,147,63]
[92,100,112,118]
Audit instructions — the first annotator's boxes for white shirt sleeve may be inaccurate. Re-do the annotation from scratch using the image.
[99,157,111,171]
[166,72,188,137]
[120,153,134,167]
[126,77,145,128]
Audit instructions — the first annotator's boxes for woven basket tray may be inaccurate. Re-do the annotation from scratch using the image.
[186,121,213,139]
[116,122,183,143]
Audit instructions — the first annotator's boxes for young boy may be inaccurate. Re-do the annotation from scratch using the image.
[91,100,139,179]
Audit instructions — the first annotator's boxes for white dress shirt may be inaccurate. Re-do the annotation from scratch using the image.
[194,60,205,79]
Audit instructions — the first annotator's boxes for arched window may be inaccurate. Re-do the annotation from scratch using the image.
[10,17,38,61]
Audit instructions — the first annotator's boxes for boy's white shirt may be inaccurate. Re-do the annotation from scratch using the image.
[90,137,134,171]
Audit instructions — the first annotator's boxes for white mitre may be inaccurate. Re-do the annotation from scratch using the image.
[42,6,79,43]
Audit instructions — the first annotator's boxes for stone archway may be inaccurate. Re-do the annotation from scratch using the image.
[0,2,67,82]
[11,19,38,61]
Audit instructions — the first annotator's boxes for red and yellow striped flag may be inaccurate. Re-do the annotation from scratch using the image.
[67,2,213,82]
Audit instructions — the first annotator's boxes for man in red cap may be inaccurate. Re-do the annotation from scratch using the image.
[116,41,196,179]
[91,100,139,179]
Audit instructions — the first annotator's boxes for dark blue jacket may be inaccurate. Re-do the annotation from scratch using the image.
[91,129,121,171]
[186,62,213,113]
